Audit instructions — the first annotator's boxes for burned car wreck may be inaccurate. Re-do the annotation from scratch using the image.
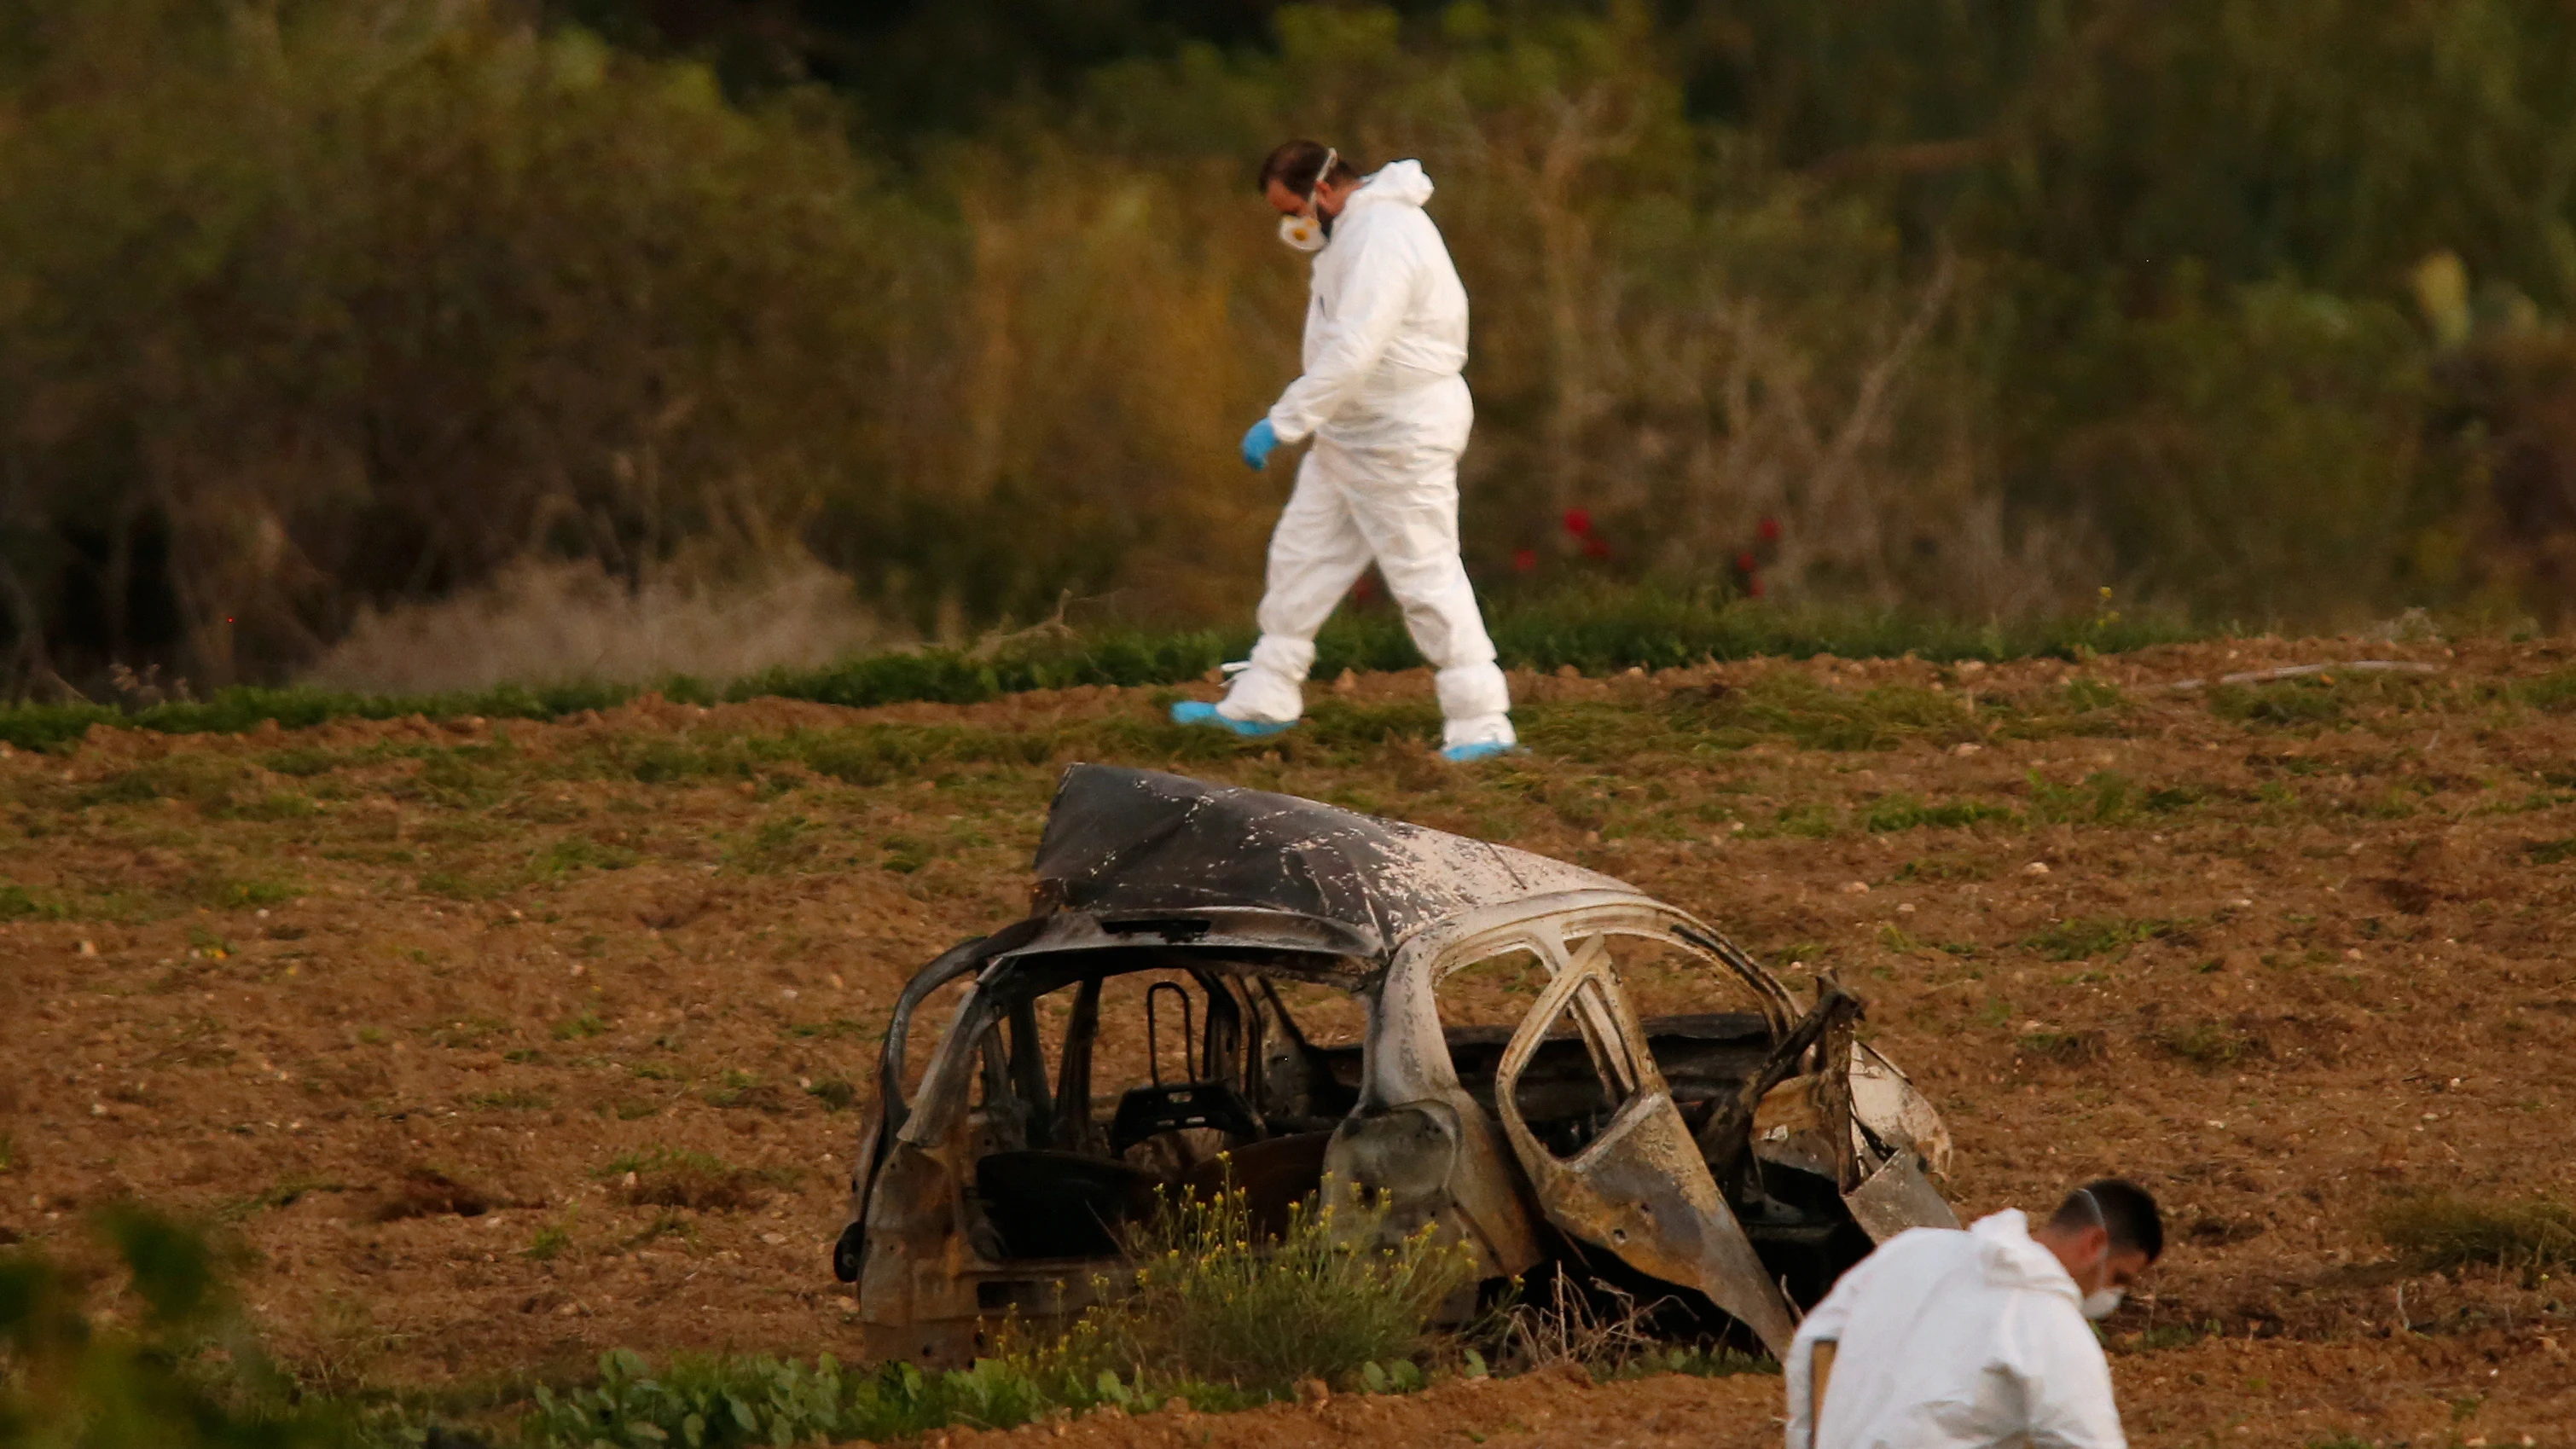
[836,764,1954,1363]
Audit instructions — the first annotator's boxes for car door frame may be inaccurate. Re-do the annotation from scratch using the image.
[1413,900,1798,1355]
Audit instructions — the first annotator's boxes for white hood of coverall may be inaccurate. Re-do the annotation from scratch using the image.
[1266,159,1472,454]
[1784,1210,2129,1449]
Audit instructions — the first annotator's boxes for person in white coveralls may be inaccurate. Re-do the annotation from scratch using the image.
[1786,1177,2165,1449]
[1170,140,1517,762]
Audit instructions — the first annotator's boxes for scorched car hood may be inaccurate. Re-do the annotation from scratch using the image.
[1031,764,1631,955]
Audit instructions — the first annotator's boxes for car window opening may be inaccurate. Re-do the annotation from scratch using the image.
[963,959,1357,1265]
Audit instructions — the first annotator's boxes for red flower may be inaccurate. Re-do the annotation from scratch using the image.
[1563,508,1593,536]
[1757,515,1782,543]
[1352,575,1378,602]
[1512,548,1539,573]
[1735,551,1758,572]
[1747,574,1766,598]
[1581,537,1612,559]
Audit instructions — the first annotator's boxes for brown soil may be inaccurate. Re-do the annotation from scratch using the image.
[4,636,2574,1446]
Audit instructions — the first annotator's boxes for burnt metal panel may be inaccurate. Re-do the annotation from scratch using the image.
[1034,765,1629,951]
[1489,933,1799,1356]
[1842,1149,1960,1242]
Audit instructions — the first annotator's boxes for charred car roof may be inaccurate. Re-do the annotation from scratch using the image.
[1030,764,1633,959]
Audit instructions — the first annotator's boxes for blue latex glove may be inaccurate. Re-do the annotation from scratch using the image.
[1241,418,1280,471]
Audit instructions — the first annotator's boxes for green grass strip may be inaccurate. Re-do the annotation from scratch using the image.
[0,595,2198,751]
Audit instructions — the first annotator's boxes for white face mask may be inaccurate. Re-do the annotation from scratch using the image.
[1276,147,1337,252]
[2068,1187,2127,1320]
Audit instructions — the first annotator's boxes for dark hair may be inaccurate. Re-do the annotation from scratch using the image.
[2051,1178,2164,1262]
[1258,140,1361,196]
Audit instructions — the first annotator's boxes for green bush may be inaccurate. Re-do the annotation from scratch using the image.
[517,1181,1473,1446]
[0,1207,339,1447]
[1038,1178,1477,1400]
[521,1351,1065,1449]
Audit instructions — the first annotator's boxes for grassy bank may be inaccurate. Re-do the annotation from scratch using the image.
[0,597,2196,751]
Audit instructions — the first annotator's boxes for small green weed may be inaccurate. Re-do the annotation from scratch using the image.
[403,747,516,809]
[1862,794,2015,832]
[728,814,816,872]
[2028,770,2136,825]
[2016,1029,2106,1063]
[218,791,322,822]
[198,873,301,910]
[606,1148,764,1211]
[1764,803,1842,838]
[215,1178,341,1222]
[2126,1319,2223,1353]
[255,746,344,777]
[2156,1021,2261,1067]
[2513,666,2576,713]
[703,1069,786,1110]
[78,756,252,811]
[804,1078,859,1111]
[2525,838,2576,865]
[623,1210,697,1249]
[1689,674,1979,752]
[525,1223,573,1261]
[2026,916,2179,960]
[0,880,67,921]
[425,1017,509,1047]
[419,868,502,901]
[531,836,640,876]
[1604,1345,1770,1382]
[2210,679,2345,727]
[551,1011,609,1041]
[784,1018,878,1041]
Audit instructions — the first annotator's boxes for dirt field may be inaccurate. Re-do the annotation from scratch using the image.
[5,637,2575,1447]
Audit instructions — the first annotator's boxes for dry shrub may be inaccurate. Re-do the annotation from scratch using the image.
[613,1149,763,1212]
[2154,1019,2267,1069]
[2015,1029,2109,1064]
[1492,1275,1662,1374]
[2372,1192,2576,1274]
[1485,1273,1761,1380]
[302,554,895,693]
[0,0,917,686]
[370,1168,493,1222]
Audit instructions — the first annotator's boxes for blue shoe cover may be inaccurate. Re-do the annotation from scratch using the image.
[1439,739,1522,763]
[1170,700,1294,738]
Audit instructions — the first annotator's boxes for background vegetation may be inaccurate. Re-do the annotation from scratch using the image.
[6,0,2576,694]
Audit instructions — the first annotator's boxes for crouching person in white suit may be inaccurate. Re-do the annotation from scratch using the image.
[1787,1178,2165,1449]
[1171,140,1516,762]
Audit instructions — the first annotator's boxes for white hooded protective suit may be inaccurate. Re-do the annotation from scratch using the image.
[1784,1210,2128,1449]
[1219,159,1512,748]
